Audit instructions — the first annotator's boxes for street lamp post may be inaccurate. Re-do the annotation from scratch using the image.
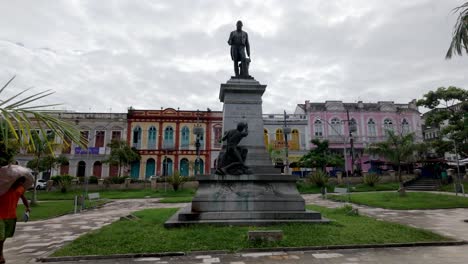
[193,110,203,176]
[453,140,465,196]
[283,111,291,175]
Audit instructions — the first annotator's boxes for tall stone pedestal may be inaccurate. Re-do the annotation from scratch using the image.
[164,174,328,227]
[164,77,329,227]
[219,78,279,174]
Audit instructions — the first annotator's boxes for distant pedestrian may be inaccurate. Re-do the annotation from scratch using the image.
[0,176,30,264]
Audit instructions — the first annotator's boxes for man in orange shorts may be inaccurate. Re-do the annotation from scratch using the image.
[0,177,30,264]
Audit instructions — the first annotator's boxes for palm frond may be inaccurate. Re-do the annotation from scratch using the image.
[446,3,468,59]
[0,77,85,154]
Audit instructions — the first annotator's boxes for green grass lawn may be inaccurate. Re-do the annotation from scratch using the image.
[52,205,449,256]
[16,200,109,221]
[158,197,193,203]
[328,192,468,210]
[440,182,468,193]
[26,188,196,201]
[346,182,399,192]
[17,201,74,221]
[297,181,399,194]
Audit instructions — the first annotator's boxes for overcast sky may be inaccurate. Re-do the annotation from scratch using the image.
[1,0,467,114]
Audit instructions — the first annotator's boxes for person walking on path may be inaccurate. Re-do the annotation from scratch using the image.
[0,176,30,264]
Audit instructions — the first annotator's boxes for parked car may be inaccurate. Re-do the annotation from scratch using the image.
[35,179,47,190]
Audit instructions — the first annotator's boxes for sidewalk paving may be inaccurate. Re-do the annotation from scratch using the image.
[5,199,188,264]
[5,193,468,263]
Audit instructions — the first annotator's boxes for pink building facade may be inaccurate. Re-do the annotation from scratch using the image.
[295,100,423,173]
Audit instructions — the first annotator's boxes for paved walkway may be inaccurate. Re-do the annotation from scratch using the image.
[303,194,468,241]
[44,245,468,264]
[4,199,188,264]
[5,192,468,263]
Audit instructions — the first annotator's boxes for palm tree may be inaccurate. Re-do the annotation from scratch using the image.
[1,76,84,203]
[0,76,83,151]
[367,131,417,195]
[446,2,468,59]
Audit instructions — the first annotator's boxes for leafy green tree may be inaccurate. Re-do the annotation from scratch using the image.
[417,86,468,156]
[26,131,60,205]
[104,140,140,176]
[446,2,468,58]
[367,131,418,195]
[299,139,344,172]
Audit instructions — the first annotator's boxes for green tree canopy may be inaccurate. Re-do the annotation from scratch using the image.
[417,86,468,156]
[298,139,344,171]
[367,131,418,185]
[103,139,141,176]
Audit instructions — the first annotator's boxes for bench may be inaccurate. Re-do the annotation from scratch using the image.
[88,192,100,200]
[334,187,348,194]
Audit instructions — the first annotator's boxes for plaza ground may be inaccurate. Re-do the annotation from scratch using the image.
[5,192,468,263]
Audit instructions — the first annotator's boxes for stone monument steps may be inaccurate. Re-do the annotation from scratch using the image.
[178,210,323,221]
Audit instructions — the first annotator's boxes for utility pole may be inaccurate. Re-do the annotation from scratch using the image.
[283,111,291,175]
[346,110,355,176]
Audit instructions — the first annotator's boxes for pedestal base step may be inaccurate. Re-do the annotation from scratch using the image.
[164,205,330,228]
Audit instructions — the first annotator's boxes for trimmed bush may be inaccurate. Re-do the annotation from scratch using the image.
[363,173,381,187]
[88,176,98,184]
[167,171,188,191]
[308,171,329,188]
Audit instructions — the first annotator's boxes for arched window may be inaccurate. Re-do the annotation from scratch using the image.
[147,126,157,149]
[93,161,102,178]
[60,161,69,175]
[383,118,394,134]
[330,118,342,136]
[198,129,205,150]
[164,126,174,149]
[194,159,204,175]
[402,119,410,134]
[214,126,222,148]
[181,126,190,149]
[162,157,173,176]
[130,161,140,179]
[290,129,299,150]
[77,161,86,177]
[368,119,377,137]
[132,126,142,149]
[145,158,155,178]
[264,129,269,148]
[275,128,283,141]
[314,120,323,137]
[179,158,189,176]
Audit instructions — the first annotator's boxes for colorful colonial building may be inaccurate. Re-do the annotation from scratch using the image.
[263,113,308,174]
[127,108,223,178]
[15,112,127,179]
[295,100,423,172]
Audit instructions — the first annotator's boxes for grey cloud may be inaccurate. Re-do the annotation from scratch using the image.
[0,0,467,114]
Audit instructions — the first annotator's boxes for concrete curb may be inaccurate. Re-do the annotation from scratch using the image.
[37,240,467,262]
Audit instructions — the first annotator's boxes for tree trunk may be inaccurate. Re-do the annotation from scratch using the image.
[31,154,40,206]
[397,164,406,197]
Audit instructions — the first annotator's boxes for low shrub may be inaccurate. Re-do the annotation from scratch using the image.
[363,173,381,187]
[167,171,188,191]
[105,176,128,184]
[308,171,329,188]
[88,176,98,184]
[50,175,75,193]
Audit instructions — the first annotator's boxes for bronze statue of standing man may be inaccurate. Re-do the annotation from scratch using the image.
[228,20,251,78]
